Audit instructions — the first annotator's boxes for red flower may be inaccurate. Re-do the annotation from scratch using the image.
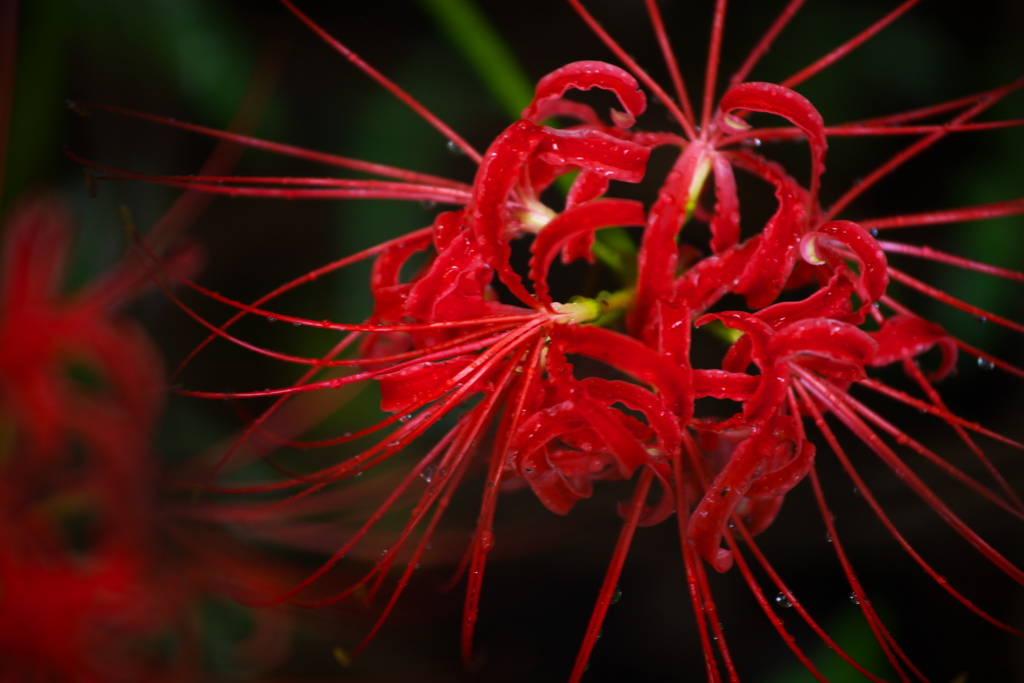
[76,0,1024,680]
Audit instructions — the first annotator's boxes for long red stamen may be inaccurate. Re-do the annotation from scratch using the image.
[277,0,482,163]
[781,0,924,89]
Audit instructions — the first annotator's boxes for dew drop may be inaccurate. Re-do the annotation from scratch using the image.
[420,199,437,209]
[399,413,413,422]
[611,586,623,604]
[266,317,277,323]
[977,357,995,371]
[824,532,833,543]
[849,592,861,605]
[750,138,762,147]
[386,440,400,448]
[870,229,879,237]
[775,592,793,608]
[479,530,495,552]
[421,464,436,483]
[446,140,464,155]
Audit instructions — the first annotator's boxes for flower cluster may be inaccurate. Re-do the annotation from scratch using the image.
[0,191,309,681]
[81,0,1024,680]
[0,9,302,675]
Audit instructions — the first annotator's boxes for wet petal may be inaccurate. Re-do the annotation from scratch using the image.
[522,61,646,127]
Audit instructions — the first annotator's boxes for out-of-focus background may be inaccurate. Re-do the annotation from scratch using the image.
[4,0,1023,680]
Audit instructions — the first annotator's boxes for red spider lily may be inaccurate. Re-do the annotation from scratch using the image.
[0,197,166,514]
[75,0,1024,680]
[0,185,299,683]
[0,13,314,678]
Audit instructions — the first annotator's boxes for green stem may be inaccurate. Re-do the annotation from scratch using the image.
[414,0,534,120]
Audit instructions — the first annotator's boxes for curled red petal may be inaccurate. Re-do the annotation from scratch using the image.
[522,60,646,127]
[709,153,740,254]
[533,127,650,184]
[727,151,810,309]
[560,172,612,262]
[745,441,816,501]
[869,314,958,379]
[631,141,712,339]
[688,434,763,572]
[405,230,500,322]
[468,120,548,308]
[377,356,475,413]
[772,317,878,372]
[554,324,693,420]
[529,199,646,307]
[693,369,759,402]
[696,311,774,369]
[719,81,827,205]
[801,219,889,316]
[525,98,602,127]
[754,266,856,329]
[580,377,682,458]
[519,443,587,516]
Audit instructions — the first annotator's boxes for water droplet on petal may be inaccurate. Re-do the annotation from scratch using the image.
[977,357,995,371]
[849,592,861,605]
[775,592,793,608]
[446,140,463,155]
[611,586,623,604]
[825,532,833,543]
